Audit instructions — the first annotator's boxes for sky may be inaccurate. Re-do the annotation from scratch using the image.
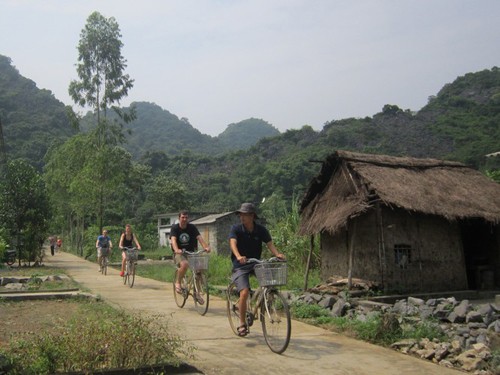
[1,0,500,136]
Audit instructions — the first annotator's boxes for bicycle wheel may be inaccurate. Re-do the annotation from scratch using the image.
[100,256,107,275]
[128,261,135,288]
[123,261,128,285]
[6,255,15,266]
[173,269,188,308]
[193,271,209,316]
[260,289,291,354]
[226,282,243,335]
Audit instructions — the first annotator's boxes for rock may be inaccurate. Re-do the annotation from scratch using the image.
[330,298,348,317]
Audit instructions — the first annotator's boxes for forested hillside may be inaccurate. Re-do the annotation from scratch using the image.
[0,55,76,170]
[1,50,499,215]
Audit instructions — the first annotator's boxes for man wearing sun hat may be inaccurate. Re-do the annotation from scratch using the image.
[228,202,285,336]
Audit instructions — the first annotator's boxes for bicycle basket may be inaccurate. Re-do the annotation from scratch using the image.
[187,253,209,271]
[126,249,138,260]
[254,262,287,287]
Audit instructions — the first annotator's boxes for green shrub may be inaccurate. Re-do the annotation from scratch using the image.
[0,301,192,374]
[291,301,330,319]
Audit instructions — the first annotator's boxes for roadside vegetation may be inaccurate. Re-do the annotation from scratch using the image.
[0,267,80,291]
[0,299,192,375]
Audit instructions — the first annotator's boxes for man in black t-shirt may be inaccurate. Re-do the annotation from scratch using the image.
[170,211,210,295]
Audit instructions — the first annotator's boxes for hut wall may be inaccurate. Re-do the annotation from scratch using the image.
[320,207,467,293]
[195,216,234,256]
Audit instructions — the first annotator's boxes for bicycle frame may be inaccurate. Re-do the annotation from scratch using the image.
[173,250,210,315]
[226,258,291,354]
[122,247,138,288]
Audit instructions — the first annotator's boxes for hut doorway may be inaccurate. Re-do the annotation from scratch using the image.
[461,219,497,289]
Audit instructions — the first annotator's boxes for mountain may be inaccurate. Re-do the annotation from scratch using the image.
[218,118,280,149]
[79,102,281,158]
[1,50,499,178]
[0,54,76,170]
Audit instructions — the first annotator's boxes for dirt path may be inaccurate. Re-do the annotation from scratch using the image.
[43,251,461,375]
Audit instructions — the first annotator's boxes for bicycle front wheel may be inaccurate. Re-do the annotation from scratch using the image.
[101,257,107,275]
[123,262,128,285]
[128,262,135,288]
[226,282,243,335]
[173,269,188,308]
[260,289,291,354]
[193,272,209,316]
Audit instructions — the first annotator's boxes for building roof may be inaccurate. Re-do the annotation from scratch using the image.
[191,212,234,225]
[299,150,500,235]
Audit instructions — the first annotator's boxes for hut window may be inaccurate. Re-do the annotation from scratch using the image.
[394,244,412,269]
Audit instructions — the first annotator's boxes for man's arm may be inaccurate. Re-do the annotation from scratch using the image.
[266,241,285,259]
[197,234,210,252]
[171,236,181,254]
[230,238,246,264]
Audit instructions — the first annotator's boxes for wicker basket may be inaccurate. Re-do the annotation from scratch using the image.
[254,262,287,287]
[188,254,209,271]
[125,248,138,261]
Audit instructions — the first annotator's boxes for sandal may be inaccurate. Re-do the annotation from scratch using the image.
[237,324,248,337]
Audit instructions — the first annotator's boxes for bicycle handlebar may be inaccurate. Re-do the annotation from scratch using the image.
[183,249,208,256]
[246,257,286,264]
[121,247,138,251]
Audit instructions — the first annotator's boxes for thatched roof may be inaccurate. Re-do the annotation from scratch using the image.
[299,150,500,235]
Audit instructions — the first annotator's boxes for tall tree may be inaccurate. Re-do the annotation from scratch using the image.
[0,159,50,264]
[68,11,134,231]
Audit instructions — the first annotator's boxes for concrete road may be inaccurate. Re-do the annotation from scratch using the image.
[44,251,461,375]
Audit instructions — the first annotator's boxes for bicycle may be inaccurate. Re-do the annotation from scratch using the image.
[3,249,16,266]
[122,247,138,287]
[226,257,291,354]
[173,249,210,316]
[98,246,111,275]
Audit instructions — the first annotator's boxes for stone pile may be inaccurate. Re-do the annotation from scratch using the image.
[0,275,71,291]
[297,287,500,374]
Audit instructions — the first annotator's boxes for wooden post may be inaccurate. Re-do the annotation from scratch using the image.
[304,235,314,291]
[347,221,357,290]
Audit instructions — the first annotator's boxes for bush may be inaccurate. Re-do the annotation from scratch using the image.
[0,300,193,374]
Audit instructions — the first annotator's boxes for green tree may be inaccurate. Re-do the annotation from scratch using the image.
[68,11,135,231]
[0,159,50,264]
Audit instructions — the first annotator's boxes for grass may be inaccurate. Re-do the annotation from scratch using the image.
[134,252,321,292]
[290,301,447,347]
[0,299,193,375]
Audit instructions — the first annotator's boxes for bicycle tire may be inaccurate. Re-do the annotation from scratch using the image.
[6,256,15,266]
[193,272,209,316]
[173,269,188,308]
[100,257,107,275]
[226,282,244,335]
[260,289,291,354]
[123,261,128,285]
[128,261,135,288]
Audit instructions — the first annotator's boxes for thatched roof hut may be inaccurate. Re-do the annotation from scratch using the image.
[300,150,500,236]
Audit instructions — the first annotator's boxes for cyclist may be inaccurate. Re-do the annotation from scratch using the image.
[119,224,141,277]
[170,210,210,301]
[96,229,113,271]
[229,202,284,336]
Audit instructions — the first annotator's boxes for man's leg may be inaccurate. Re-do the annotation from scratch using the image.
[239,288,250,327]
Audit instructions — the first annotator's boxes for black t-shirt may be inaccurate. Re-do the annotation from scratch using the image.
[228,222,272,268]
[170,223,200,253]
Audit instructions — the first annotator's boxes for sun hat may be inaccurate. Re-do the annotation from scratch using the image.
[236,202,258,218]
